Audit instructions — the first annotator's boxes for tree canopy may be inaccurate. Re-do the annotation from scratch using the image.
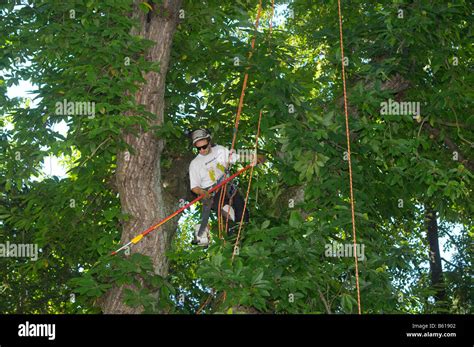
[0,0,472,314]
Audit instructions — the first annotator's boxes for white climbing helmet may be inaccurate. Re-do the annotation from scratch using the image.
[190,129,211,145]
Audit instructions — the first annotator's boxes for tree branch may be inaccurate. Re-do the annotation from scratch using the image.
[441,257,461,270]
[422,123,474,174]
[318,289,332,314]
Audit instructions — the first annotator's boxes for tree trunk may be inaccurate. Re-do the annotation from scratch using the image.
[100,0,182,314]
[424,207,446,305]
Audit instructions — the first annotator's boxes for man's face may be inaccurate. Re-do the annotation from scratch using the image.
[195,139,211,156]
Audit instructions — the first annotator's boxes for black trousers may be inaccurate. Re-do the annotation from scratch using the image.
[197,183,249,236]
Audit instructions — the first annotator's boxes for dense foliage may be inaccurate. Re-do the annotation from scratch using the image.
[1,0,472,314]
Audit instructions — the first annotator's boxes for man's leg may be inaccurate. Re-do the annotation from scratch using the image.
[230,189,249,224]
[212,186,249,234]
[197,197,213,237]
[212,187,232,225]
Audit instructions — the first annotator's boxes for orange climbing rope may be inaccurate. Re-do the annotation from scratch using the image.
[217,0,263,236]
[231,110,263,262]
[198,0,271,314]
[196,289,214,315]
[227,0,274,252]
[337,0,362,314]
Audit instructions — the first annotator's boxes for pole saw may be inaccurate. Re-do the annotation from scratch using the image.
[111,163,254,255]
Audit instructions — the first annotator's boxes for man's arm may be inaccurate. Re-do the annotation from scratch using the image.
[189,162,210,198]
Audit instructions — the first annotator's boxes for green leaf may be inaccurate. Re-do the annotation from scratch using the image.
[252,271,264,285]
[341,294,353,313]
[289,211,303,228]
[427,185,436,197]
[139,2,153,13]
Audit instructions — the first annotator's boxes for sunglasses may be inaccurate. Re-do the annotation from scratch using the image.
[195,143,209,151]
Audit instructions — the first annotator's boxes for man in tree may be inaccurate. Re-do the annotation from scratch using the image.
[188,129,263,246]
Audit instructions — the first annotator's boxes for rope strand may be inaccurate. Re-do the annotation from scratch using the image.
[199,0,270,314]
[232,110,263,262]
[337,0,362,314]
[219,0,263,235]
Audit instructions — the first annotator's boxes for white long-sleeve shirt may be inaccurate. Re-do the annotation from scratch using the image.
[189,145,239,189]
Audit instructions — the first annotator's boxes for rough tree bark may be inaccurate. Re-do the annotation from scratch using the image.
[424,207,446,305]
[100,0,183,314]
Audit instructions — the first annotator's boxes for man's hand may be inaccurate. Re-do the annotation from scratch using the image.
[193,187,211,199]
